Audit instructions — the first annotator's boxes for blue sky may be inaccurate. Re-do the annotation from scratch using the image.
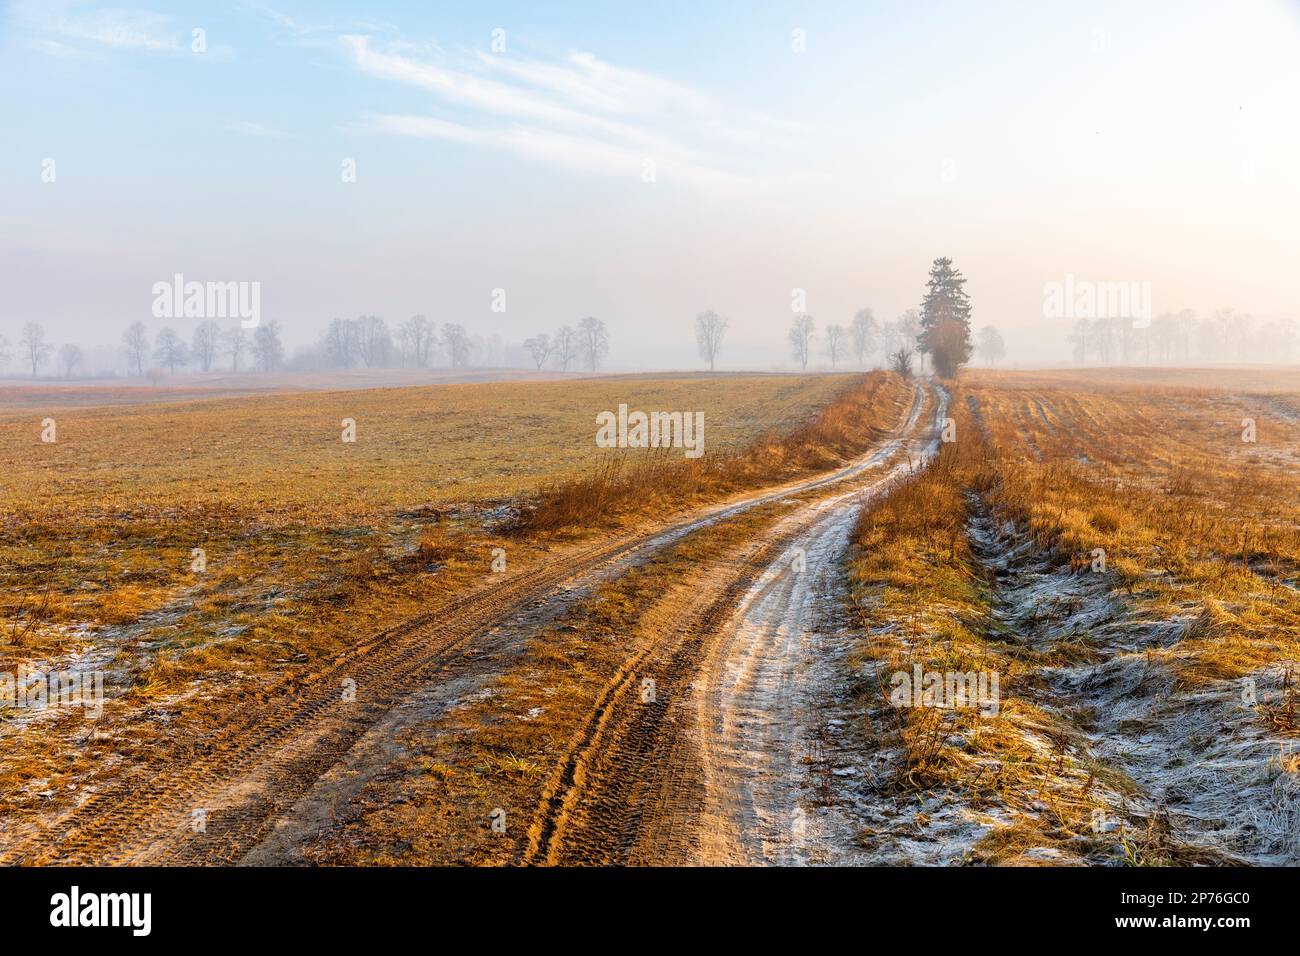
[3,0,1299,367]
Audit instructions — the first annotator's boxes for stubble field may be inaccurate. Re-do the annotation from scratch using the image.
[2,366,1298,868]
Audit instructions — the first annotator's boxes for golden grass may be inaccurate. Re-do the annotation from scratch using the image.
[0,374,851,520]
[519,372,910,534]
[847,369,1300,865]
[0,373,862,821]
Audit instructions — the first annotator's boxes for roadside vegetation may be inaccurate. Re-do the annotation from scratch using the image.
[847,374,1300,865]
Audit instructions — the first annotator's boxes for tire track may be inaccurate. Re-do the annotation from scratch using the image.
[0,383,925,866]
[522,384,945,865]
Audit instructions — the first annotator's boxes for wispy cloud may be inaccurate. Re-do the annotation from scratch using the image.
[12,2,241,62]
[342,35,797,196]
[53,9,180,51]
[242,2,397,43]
[12,2,183,54]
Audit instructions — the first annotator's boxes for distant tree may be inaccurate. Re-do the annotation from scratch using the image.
[252,321,285,371]
[354,315,391,368]
[889,348,914,379]
[442,323,471,368]
[577,316,609,371]
[1097,316,1118,364]
[321,317,357,368]
[1196,314,1224,362]
[788,314,815,370]
[0,333,10,369]
[879,319,902,360]
[975,326,1006,366]
[918,257,973,378]
[1257,316,1299,363]
[1149,314,1176,363]
[223,326,248,371]
[399,315,436,368]
[896,308,923,371]
[122,322,149,376]
[523,334,554,369]
[1175,309,1197,361]
[153,327,188,375]
[849,308,879,368]
[553,325,579,371]
[824,323,846,369]
[1218,308,1254,362]
[20,322,52,377]
[695,310,728,372]
[58,343,83,378]
[146,366,165,386]
[191,320,221,372]
[1067,318,1091,364]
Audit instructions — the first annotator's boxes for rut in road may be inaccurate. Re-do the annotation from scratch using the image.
[0,383,928,866]
[523,384,946,865]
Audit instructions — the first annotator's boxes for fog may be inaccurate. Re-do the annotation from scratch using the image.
[3,1,1298,377]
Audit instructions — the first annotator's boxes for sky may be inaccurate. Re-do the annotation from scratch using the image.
[3,0,1299,369]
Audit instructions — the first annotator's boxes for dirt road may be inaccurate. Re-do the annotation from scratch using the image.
[522,385,947,864]
[0,382,938,866]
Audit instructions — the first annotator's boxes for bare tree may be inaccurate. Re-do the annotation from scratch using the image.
[153,327,188,375]
[223,326,248,371]
[824,324,845,369]
[122,322,149,376]
[58,343,83,378]
[1067,318,1091,364]
[322,317,357,368]
[880,319,900,360]
[0,333,9,370]
[577,316,609,371]
[20,322,52,377]
[192,320,221,372]
[523,334,554,369]
[252,321,285,371]
[850,308,879,368]
[975,326,1006,366]
[788,314,815,370]
[1219,308,1254,361]
[442,323,471,368]
[354,315,391,368]
[399,315,436,368]
[896,308,923,372]
[695,310,728,372]
[553,325,579,371]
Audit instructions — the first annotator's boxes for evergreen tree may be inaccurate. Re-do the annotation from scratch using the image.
[918,257,973,377]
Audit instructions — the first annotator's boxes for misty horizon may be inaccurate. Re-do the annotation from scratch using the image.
[4,1,1299,375]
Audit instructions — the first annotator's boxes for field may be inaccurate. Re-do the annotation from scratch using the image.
[848,371,1300,864]
[0,372,862,833]
[1,367,1297,867]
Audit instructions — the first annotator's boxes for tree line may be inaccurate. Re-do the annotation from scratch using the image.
[0,315,611,380]
[1065,310,1297,365]
[3,259,995,379]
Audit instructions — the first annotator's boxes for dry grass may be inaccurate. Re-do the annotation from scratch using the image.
[518,372,910,534]
[289,375,918,864]
[847,368,1300,865]
[0,373,856,819]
